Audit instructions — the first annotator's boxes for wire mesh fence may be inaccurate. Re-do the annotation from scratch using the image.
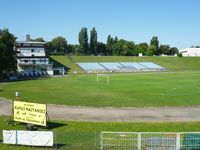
[141,132,177,150]
[100,132,138,150]
[1,130,200,149]
[100,132,200,150]
[180,132,200,150]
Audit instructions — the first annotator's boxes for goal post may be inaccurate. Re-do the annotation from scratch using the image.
[97,74,109,84]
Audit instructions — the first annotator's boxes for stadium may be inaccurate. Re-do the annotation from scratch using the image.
[1,55,200,149]
[1,0,200,149]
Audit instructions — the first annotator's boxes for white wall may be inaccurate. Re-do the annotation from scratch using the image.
[180,48,200,57]
[47,70,53,75]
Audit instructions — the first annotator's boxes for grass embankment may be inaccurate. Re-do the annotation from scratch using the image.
[50,56,200,73]
[1,116,200,149]
[1,72,200,107]
[50,56,84,73]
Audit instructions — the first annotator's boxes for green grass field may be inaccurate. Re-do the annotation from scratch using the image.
[1,56,200,149]
[1,71,200,107]
[1,116,200,150]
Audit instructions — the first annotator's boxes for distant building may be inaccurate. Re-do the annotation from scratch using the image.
[15,36,54,77]
[179,48,200,57]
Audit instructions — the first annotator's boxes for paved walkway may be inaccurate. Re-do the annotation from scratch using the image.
[1,98,200,122]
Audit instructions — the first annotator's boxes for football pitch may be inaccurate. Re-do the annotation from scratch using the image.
[1,71,200,107]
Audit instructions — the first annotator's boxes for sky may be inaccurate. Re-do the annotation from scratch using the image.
[0,0,200,49]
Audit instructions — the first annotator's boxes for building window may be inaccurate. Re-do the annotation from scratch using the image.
[31,54,34,57]
[24,60,28,63]
[31,49,34,52]
[32,60,36,64]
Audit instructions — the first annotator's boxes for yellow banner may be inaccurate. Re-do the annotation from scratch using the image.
[13,101,47,126]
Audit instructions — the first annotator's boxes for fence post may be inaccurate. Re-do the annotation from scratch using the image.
[138,132,141,150]
[94,131,97,148]
[176,133,181,150]
[100,132,103,150]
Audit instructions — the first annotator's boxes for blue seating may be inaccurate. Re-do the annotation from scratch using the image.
[77,62,165,72]
[99,63,123,71]
[139,62,165,70]
[120,62,147,70]
[77,63,107,72]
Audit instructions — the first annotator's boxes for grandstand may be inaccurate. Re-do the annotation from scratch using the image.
[77,62,166,73]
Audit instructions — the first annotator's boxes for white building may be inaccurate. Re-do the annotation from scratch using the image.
[15,39,54,77]
[179,48,200,57]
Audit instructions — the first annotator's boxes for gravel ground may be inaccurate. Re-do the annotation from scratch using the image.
[1,98,200,122]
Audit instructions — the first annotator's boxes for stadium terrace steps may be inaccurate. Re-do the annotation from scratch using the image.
[19,71,47,78]
[139,62,165,70]
[77,62,166,73]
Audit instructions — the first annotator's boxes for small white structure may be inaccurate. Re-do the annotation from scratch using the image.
[139,53,143,57]
[179,48,200,57]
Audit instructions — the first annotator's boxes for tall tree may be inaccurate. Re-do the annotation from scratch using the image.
[0,29,17,79]
[78,27,89,54]
[106,35,113,55]
[51,36,68,54]
[89,27,97,55]
[150,36,159,55]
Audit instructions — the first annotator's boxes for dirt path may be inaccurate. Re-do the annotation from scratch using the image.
[1,98,200,122]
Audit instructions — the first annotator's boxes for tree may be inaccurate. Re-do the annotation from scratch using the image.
[106,35,113,55]
[96,42,107,55]
[51,36,68,54]
[150,36,159,55]
[106,35,119,55]
[159,44,170,55]
[169,47,179,55]
[46,41,53,55]
[78,27,89,54]
[146,45,156,56]
[0,29,17,79]
[89,27,97,55]
[136,43,148,55]
[191,45,200,48]
[67,44,80,54]
[34,37,45,42]
[112,39,123,55]
[111,39,135,56]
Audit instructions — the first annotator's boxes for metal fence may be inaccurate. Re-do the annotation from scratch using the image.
[2,131,200,149]
[100,132,200,150]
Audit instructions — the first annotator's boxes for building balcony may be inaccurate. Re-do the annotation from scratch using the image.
[18,61,53,65]
[18,58,52,67]
[17,53,46,57]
